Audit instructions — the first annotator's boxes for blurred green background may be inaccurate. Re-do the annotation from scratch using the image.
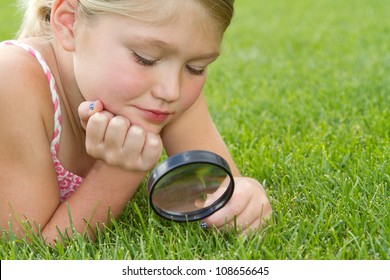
[0,0,20,40]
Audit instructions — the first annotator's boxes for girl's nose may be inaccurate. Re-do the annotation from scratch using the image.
[152,69,181,102]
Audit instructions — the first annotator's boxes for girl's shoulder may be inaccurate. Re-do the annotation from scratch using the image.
[0,41,50,94]
[0,41,55,143]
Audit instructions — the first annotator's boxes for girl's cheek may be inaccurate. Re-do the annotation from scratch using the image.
[186,82,205,106]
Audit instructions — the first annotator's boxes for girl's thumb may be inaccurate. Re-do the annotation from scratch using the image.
[78,100,104,129]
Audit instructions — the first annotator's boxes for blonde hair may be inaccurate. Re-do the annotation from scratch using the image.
[17,0,234,39]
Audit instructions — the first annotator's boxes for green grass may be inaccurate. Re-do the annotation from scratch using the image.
[1,0,389,260]
[0,0,20,40]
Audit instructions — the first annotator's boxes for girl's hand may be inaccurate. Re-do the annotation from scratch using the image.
[202,177,272,234]
[78,101,163,171]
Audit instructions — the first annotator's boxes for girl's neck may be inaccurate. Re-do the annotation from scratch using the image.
[19,37,87,141]
[47,39,86,139]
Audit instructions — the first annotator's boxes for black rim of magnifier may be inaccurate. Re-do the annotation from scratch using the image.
[146,150,235,222]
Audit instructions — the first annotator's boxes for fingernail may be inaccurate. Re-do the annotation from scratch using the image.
[200,222,208,230]
[89,102,95,111]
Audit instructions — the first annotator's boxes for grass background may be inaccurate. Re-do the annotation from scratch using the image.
[0,0,389,259]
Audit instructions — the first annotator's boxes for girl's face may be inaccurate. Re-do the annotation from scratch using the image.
[72,6,222,134]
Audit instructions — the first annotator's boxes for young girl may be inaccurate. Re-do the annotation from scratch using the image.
[0,0,271,243]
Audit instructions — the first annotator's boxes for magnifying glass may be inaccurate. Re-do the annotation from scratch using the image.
[146,150,234,222]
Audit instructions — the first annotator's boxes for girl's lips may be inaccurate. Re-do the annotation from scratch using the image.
[135,107,171,124]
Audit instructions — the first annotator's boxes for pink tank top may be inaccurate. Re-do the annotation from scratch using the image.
[2,40,83,201]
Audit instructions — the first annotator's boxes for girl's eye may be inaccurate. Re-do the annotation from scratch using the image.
[132,52,205,76]
[186,65,206,76]
[132,52,158,66]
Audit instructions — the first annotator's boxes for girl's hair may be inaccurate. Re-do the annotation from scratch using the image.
[17,0,234,39]
[17,0,53,38]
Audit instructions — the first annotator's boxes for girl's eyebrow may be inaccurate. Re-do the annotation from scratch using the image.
[144,37,177,50]
[135,36,220,60]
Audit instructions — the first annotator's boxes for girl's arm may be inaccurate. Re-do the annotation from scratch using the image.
[0,48,157,244]
[161,93,240,175]
[0,49,63,239]
[42,161,147,242]
[161,93,272,233]
[43,109,163,242]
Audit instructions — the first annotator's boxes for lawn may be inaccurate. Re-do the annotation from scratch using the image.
[0,0,20,40]
[0,0,389,260]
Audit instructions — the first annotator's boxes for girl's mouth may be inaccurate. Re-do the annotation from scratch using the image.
[135,107,171,124]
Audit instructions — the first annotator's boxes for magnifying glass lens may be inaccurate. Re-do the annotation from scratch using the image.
[147,150,235,222]
[151,163,230,214]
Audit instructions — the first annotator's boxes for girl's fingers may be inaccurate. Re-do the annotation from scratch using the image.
[121,128,162,171]
[104,116,130,150]
[222,197,271,233]
[202,187,250,229]
[140,132,163,170]
[82,104,162,171]
[202,177,272,233]
[85,111,114,156]
[123,125,146,158]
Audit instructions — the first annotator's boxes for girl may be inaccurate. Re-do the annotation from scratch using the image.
[0,0,271,243]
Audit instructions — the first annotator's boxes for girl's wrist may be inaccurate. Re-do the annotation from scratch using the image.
[87,160,148,190]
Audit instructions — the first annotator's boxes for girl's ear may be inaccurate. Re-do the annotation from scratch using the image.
[51,0,78,51]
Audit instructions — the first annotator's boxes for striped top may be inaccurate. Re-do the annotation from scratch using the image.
[2,40,83,201]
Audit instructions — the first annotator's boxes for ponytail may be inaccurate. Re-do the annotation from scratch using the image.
[17,0,53,39]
